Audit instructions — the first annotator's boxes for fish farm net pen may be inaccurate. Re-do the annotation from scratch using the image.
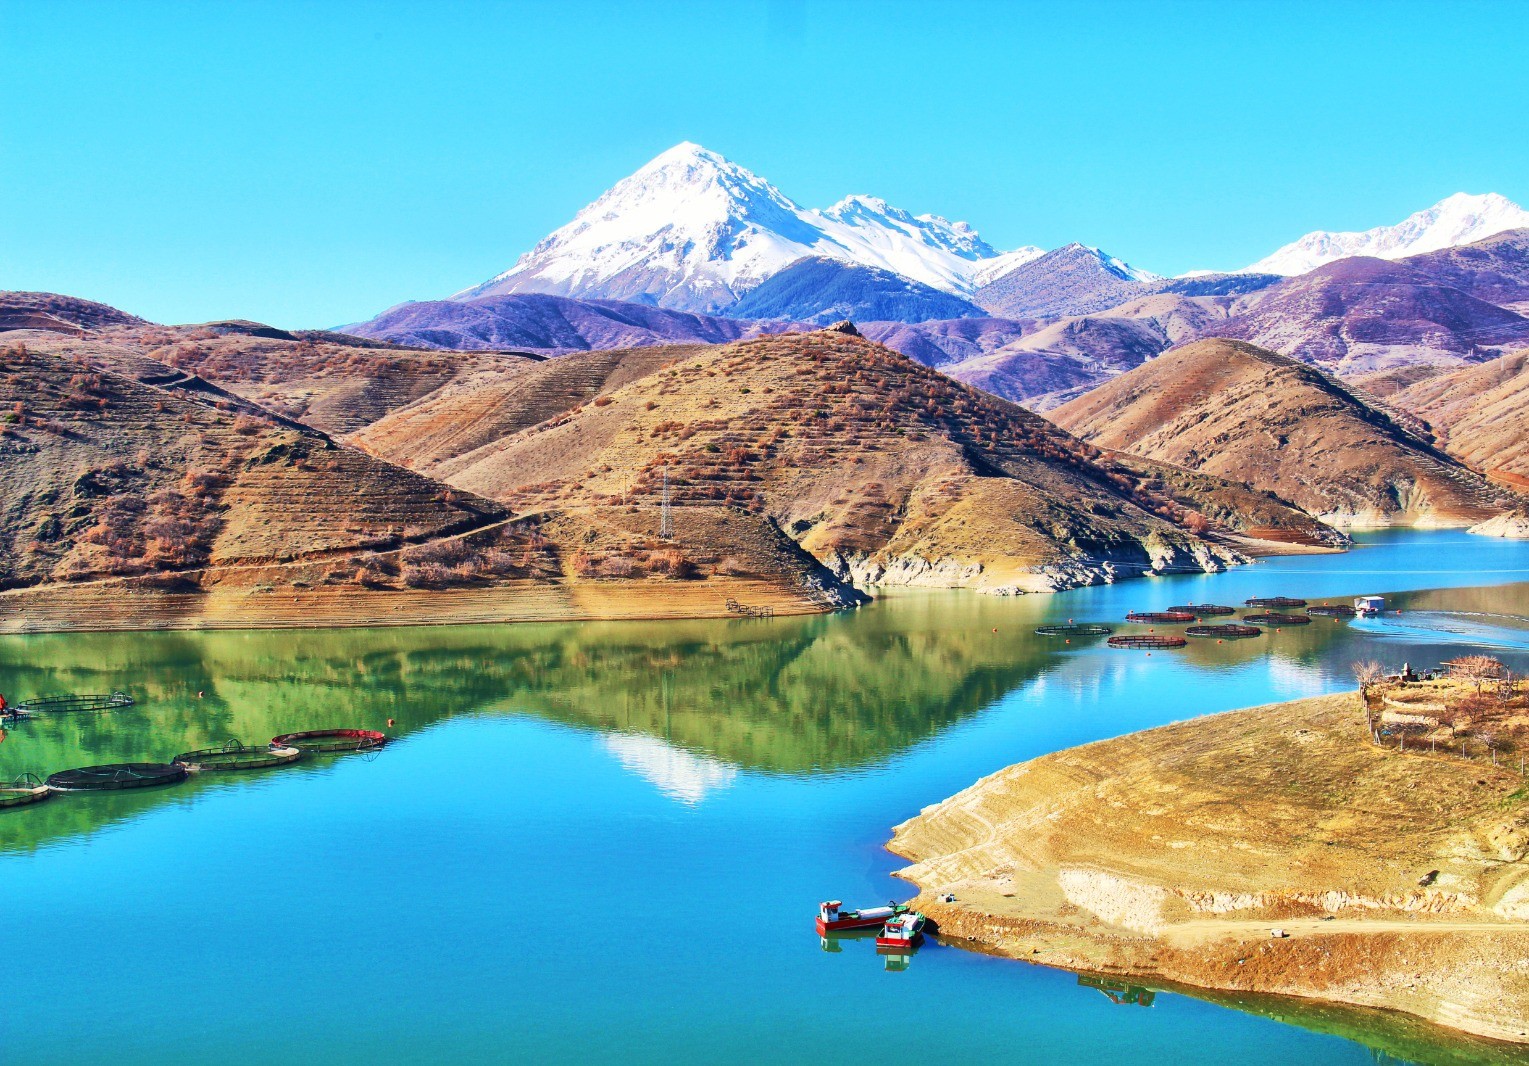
[1034,624,1113,636]
[1307,605,1357,617]
[1243,612,1312,626]
[1167,604,1236,616]
[0,773,51,809]
[45,763,189,792]
[1125,612,1197,624]
[269,729,388,754]
[1185,624,1263,638]
[1245,597,1308,608]
[9,692,134,719]
[1107,635,1188,649]
[172,740,303,772]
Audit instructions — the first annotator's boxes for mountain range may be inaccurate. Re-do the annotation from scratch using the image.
[430,142,1527,318]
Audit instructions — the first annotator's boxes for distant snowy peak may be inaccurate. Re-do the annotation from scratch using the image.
[1079,244,1162,283]
[456,142,1036,312]
[1244,192,1529,276]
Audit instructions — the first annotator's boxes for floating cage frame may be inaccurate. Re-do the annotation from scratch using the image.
[1306,604,1357,617]
[173,739,303,772]
[1245,597,1308,609]
[46,763,189,792]
[1242,612,1311,626]
[1108,635,1188,649]
[1124,611,1196,624]
[270,728,388,754]
[0,773,51,809]
[1186,624,1263,639]
[1034,624,1113,636]
[9,692,134,719]
[1167,604,1236,616]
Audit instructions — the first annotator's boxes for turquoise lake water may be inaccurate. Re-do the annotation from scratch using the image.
[3,530,1529,1065]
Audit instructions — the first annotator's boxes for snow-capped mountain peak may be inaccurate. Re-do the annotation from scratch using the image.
[455,143,1034,311]
[1242,192,1529,276]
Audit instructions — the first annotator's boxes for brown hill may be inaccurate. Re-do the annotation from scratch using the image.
[0,337,867,631]
[1385,349,1529,488]
[353,329,1336,594]
[0,340,507,587]
[1050,338,1518,527]
[1212,257,1529,374]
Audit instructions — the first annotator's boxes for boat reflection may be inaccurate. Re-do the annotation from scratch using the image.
[818,926,920,970]
[1077,973,1157,1007]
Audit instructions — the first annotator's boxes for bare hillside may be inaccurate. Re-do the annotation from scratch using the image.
[358,328,1293,594]
[1050,338,1519,527]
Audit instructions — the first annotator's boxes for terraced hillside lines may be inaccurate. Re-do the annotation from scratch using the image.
[351,344,702,470]
[101,325,538,436]
[361,329,1250,596]
[1386,349,1529,486]
[0,344,506,590]
[1050,338,1519,528]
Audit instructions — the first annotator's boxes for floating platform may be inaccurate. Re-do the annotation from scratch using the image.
[1167,604,1236,616]
[270,728,387,754]
[1125,611,1197,624]
[1108,635,1187,649]
[0,774,51,810]
[1186,624,1263,638]
[46,763,188,792]
[173,740,303,772]
[1243,612,1311,626]
[1307,604,1357,617]
[1034,624,1113,636]
[1245,597,1307,609]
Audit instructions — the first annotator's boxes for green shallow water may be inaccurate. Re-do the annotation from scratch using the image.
[3,530,1529,1065]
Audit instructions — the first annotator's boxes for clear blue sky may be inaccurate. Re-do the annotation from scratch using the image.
[2,0,1525,327]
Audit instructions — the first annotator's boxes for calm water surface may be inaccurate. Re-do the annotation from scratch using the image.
[3,530,1529,1065]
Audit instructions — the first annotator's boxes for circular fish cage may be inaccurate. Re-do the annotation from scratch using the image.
[0,773,51,809]
[173,740,303,772]
[1108,635,1188,649]
[1307,604,1357,617]
[1242,612,1311,626]
[1186,624,1263,639]
[11,691,134,718]
[1034,623,1113,636]
[270,728,387,754]
[1124,611,1196,624]
[1245,597,1307,609]
[1167,604,1236,616]
[46,763,189,792]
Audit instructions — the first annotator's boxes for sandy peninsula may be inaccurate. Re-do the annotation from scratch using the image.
[888,691,1529,1046]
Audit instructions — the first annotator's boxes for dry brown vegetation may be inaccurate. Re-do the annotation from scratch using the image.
[1052,338,1521,527]
[351,329,1289,595]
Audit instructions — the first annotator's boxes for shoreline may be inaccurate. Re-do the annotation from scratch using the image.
[888,692,1529,1046]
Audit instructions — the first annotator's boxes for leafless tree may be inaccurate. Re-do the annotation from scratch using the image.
[1353,660,1385,698]
[1448,655,1505,695]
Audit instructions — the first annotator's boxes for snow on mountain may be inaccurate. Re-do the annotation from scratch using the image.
[970,246,1047,288]
[455,143,1030,312]
[1243,193,1529,276]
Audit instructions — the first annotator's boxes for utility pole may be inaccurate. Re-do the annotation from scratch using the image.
[660,465,674,541]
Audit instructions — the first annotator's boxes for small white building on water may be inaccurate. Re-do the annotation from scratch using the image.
[1354,595,1386,616]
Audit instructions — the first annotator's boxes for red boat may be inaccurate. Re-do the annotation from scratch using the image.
[816,900,908,934]
[875,911,926,951]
